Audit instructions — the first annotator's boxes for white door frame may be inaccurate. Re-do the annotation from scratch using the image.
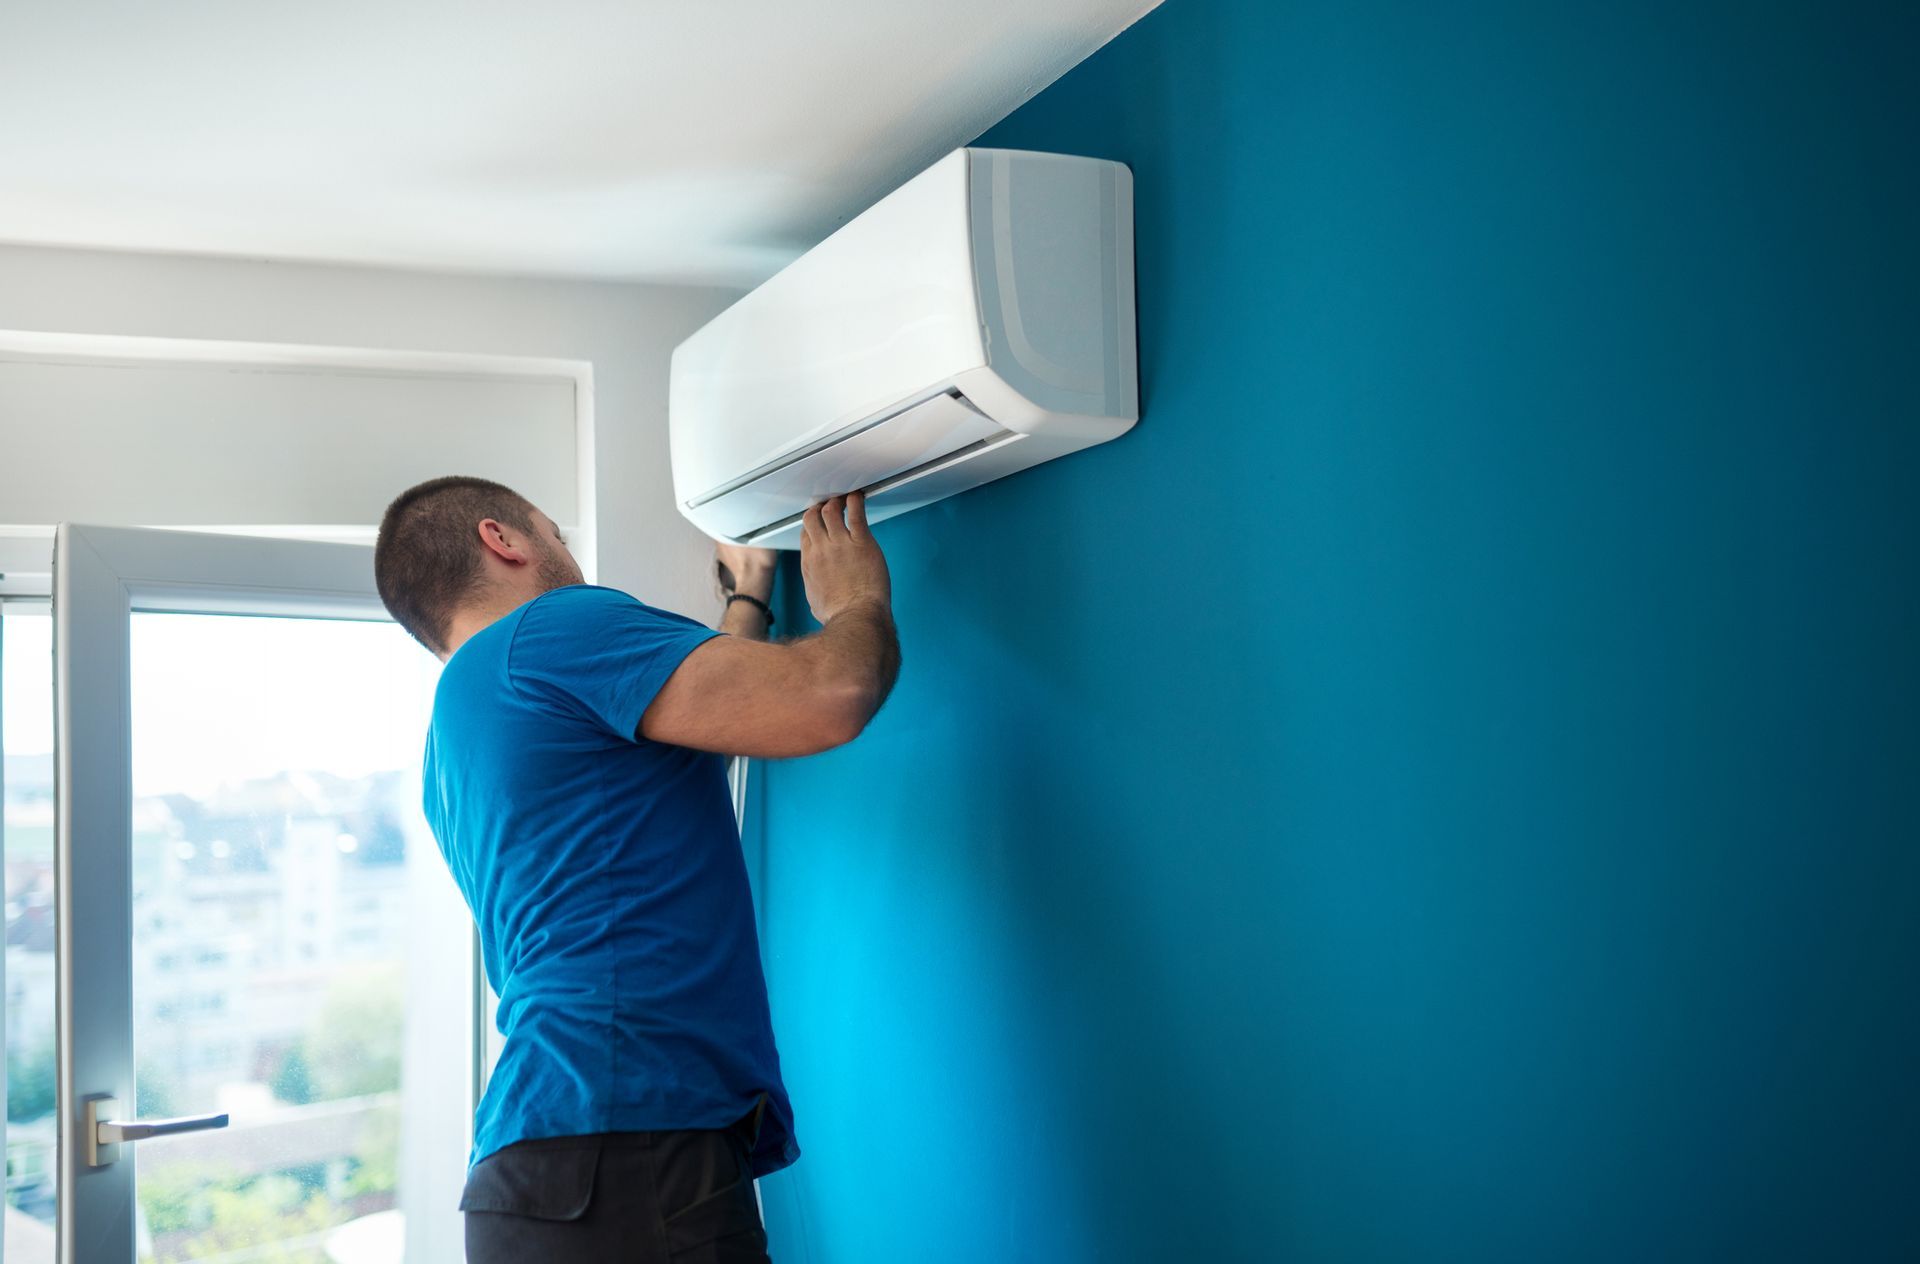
[52,523,455,1264]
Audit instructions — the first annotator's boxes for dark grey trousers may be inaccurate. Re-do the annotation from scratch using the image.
[461,1097,772,1263]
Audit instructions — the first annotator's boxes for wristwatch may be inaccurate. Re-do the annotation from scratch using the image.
[726,592,775,626]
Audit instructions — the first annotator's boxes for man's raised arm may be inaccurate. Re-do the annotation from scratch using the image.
[639,492,901,758]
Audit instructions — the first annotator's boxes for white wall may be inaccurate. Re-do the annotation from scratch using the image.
[0,244,741,618]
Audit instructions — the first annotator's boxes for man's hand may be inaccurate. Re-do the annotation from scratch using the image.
[715,541,778,641]
[801,492,891,623]
[715,541,777,601]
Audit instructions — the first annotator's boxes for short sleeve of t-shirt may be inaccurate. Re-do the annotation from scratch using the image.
[508,585,723,742]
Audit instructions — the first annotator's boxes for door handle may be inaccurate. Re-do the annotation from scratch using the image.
[85,1095,230,1167]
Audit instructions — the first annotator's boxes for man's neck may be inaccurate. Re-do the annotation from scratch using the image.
[440,587,547,662]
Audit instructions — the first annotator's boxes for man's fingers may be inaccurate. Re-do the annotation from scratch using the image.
[818,495,847,540]
[845,490,871,540]
[806,493,872,544]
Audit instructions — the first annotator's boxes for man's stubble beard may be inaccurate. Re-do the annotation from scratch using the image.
[534,542,584,594]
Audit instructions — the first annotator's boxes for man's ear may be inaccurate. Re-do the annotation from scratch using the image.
[476,518,531,565]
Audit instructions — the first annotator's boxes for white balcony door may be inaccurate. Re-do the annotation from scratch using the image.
[53,525,476,1264]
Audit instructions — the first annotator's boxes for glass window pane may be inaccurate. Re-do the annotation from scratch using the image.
[3,605,58,1264]
[128,612,463,1264]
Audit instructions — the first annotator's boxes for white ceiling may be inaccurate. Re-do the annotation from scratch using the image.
[0,0,1158,286]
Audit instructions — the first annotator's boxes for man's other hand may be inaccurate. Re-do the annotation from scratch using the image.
[800,492,891,624]
[715,541,777,599]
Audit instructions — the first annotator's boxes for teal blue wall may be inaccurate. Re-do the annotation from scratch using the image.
[751,1,1917,1258]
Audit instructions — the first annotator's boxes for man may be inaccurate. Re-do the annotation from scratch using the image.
[373,475,898,1263]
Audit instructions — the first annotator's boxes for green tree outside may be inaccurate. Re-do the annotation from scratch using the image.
[304,963,403,1100]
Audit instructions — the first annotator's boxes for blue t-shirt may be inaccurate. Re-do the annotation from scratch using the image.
[422,583,798,1177]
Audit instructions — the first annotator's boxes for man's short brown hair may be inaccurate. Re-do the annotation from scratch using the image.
[375,475,537,655]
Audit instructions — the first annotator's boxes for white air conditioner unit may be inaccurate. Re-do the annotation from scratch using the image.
[669,147,1137,548]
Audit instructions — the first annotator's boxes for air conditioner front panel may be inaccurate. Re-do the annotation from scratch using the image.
[691,391,1007,541]
[669,147,1138,546]
[668,152,983,500]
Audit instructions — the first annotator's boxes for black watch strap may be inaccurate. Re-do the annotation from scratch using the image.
[726,592,775,626]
